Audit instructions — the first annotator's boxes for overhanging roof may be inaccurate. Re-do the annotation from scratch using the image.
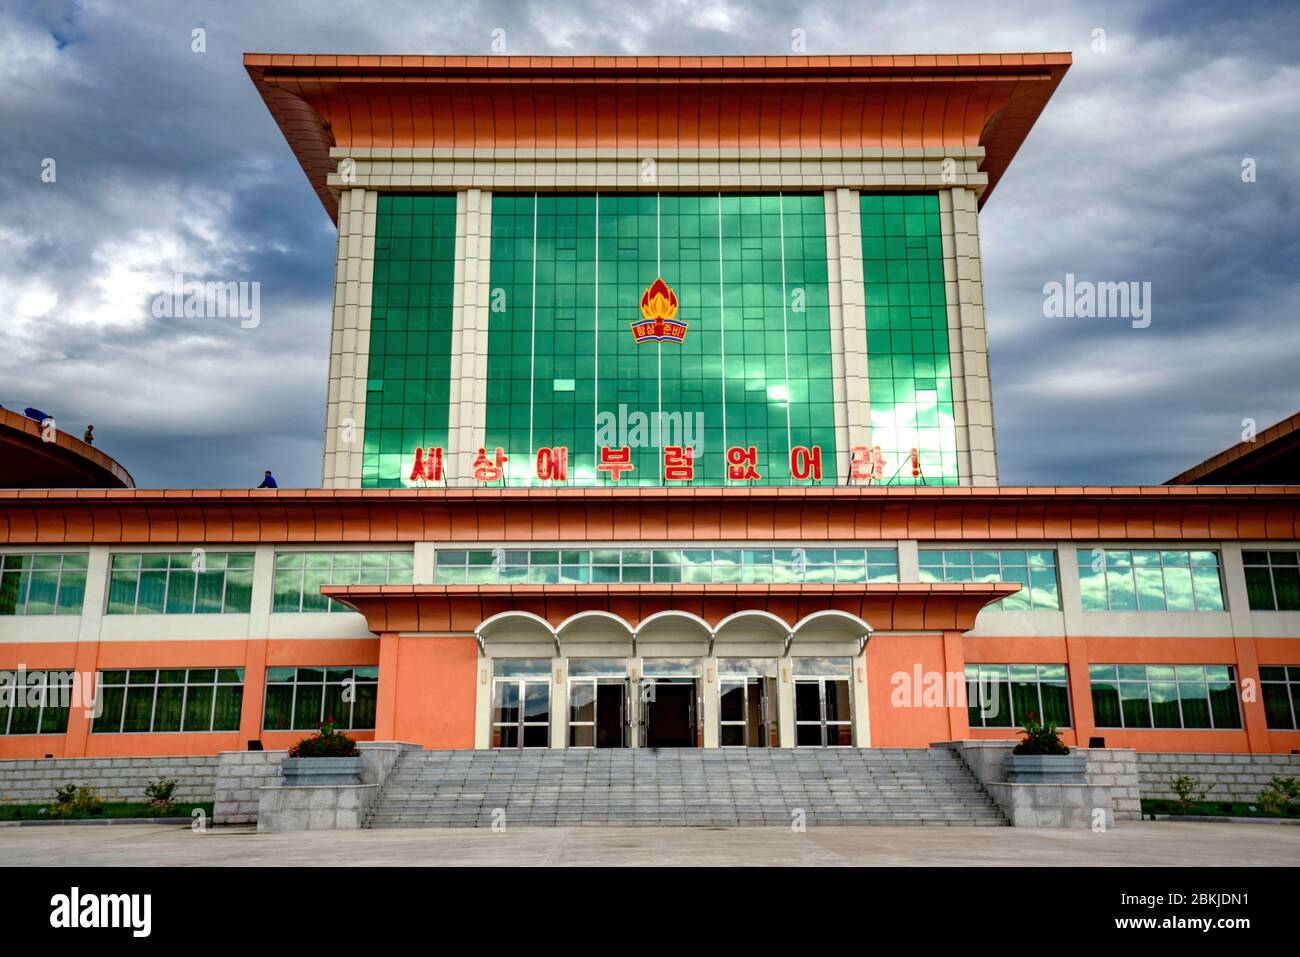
[2,485,1297,545]
[321,582,1018,635]
[0,408,134,490]
[1167,412,1300,485]
[245,52,1072,221]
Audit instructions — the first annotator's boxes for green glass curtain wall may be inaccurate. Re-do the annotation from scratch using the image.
[484,192,836,486]
[363,194,459,487]
[859,193,959,485]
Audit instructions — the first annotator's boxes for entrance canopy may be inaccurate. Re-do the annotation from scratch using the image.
[323,582,1017,654]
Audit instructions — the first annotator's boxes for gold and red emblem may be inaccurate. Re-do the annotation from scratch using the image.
[631,277,687,344]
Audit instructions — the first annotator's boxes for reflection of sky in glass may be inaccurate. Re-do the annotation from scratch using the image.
[1078,549,1223,612]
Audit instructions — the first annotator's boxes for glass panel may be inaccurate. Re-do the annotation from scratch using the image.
[569,681,595,723]
[1149,682,1181,728]
[493,681,521,728]
[493,658,551,678]
[824,680,851,723]
[1091,681,1121,727]
[262,684,293,730]
[795,724,823,747]
[1178,682,1212,729]
[794,682,821,722]
[153,685,184,731]
[212,686,242,731]
[121,686,155,732]
[164,570,197,614]
[1039,682,1071,727]
[352,683,377,729]
[720,682,745,722]
[1271,566,1300,611]
[1208,681,1241,729]
[1190,567,1224,611]
[184,685,214,731]
[293,683,323,730]
[1119,682,1151,728]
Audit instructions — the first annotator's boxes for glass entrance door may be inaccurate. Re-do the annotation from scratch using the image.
[568,658,630,748]
[569,678,628,747]
[717,658,777,747]
[719,677,771,747]
[491,659,552,748]
[793,657,853,747]
[640,658,701,748]
[642,677,698,747]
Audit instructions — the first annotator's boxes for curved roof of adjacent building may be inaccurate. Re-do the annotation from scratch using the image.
[1167,411,1300,485]
[0,407,134,490]
[245,52,1072,221]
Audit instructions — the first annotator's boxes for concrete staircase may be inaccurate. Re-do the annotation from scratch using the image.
[364,748,1007,827]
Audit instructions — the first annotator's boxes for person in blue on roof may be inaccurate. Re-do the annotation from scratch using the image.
[257,470,278,489]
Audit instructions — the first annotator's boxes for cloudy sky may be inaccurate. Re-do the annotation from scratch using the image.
[4,0,1297,488]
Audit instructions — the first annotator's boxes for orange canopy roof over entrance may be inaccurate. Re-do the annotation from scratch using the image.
[245,52,1072,221]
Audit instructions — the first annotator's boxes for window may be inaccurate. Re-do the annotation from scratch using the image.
[964,664,1071,728]
[92,669,243,733]
[0,553,88,615]
[1089,665,1241,729]
[919,549,1060,610]
[262,666,378,731]
[1243,551,1300,611]
[435,547,899,584]
[0,669,73,735]
[1260,666,1300,730]
[107,552,254,614]
[273,551,414,612]
[1077,549,1225,611]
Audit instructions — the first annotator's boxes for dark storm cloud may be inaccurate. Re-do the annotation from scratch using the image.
[3,0,1296,487]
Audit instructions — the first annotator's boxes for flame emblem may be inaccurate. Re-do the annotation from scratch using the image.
[640,277,679,323]
[632,277,687,343]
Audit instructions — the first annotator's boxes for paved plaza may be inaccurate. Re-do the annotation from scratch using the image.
[2,820,1297,867]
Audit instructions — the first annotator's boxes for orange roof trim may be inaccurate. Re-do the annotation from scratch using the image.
[245,52,1072,220]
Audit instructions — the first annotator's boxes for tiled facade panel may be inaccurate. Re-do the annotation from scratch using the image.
[484,192,836,486]
[363,194,459,486]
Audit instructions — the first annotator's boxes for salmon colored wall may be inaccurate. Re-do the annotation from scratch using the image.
[4,632,1298,756]
[866,632,968,747]
[373,634,477,748]
[0,638,380,759]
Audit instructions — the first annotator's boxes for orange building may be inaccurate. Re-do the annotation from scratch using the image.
[2,54,1298,761]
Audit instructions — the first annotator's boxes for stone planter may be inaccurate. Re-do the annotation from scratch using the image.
[280,756,364,787]
[1004,752,1087,784]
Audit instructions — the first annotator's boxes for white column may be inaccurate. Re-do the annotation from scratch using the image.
[777,655,796,747]
[702,657,719,748]
[322,187,376,488]
[834,187,872,460]
[945,187,998,485]
[854,653,871,747]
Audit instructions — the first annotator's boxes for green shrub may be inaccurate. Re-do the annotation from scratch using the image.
[287,717,360,758]
[1011,711,1070,756]
[1169,775,1209,812]
[1257,776,1300,816]
[49,785,102,818]
[144,777,180,815]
